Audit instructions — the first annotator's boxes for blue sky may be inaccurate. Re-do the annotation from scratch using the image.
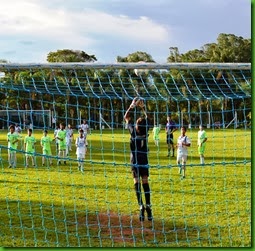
[0,0,251,63]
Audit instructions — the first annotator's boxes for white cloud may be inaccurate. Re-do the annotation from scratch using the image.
[0,0,249,63]
[0,0,171,49]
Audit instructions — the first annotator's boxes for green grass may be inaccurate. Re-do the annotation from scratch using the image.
[0,128,251,247]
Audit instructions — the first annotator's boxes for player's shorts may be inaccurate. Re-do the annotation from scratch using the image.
[8,148,17,153]
[58,144,66,151]
[25,150,35,157]
[130,152,149,178]
[198,145,206,155]
[77,153,86,159]
[166,134,173,144]
[177,153,188,163]
[132,166,149,179]
[43,149,52,156]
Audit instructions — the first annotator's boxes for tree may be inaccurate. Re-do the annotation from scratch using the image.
[167,33,251,63]
[116,51,155,63]
[0,59,9,63]
[47,49,97,63]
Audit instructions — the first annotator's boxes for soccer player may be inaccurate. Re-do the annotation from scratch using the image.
[66,124,74,155]
[55,123,67,165]
[7,124,19,168]
[79,119,89,148]
[152,124,160,146]
[15,123,22,134]
[79,119,89,135]
[165,115,177,157]
[75,129,87,172]
[176,126,191,179]
[124,97,152,222]
[197,125,208,165]
[54,125,60,153]
[24,128,36,167]
[41,130,54,166]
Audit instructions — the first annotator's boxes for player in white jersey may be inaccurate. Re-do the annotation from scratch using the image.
[176,126,191,179]
[15,123,22,134]
[75,129,87,172]
[80,119,89,135]
[54,126,60,153]
[79,119,89,147]
[65,124,74,156]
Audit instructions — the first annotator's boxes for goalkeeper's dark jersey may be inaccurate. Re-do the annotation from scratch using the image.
[128,125,149,167]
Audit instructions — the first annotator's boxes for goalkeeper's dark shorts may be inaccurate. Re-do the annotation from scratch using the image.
[131,166,149,178]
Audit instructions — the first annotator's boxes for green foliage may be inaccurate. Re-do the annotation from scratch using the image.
[47,49,97,63]
[116,51,155,63]
[167,33,251,63]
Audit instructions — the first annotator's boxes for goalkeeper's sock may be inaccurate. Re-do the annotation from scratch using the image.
[134,183,143,206]
[142,183,151,206]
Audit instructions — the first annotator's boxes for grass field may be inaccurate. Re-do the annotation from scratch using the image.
[0,128,251,247]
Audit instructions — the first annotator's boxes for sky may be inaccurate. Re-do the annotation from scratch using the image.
[0,0,251,63]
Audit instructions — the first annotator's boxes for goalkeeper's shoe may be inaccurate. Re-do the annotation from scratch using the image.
[145,205,153,221]
[139,205,145,221]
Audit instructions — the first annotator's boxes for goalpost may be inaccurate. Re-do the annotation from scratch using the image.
[0,109,51,129]
[0,62,251,248]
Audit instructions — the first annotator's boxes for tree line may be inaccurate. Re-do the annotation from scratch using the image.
[0,33,251,129]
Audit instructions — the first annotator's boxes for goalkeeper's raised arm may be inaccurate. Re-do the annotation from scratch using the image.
[124,97,147,123]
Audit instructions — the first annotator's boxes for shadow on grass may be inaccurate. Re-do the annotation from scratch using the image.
[0,199,250,247]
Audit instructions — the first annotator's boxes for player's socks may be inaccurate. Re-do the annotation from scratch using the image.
[134,183,143,206]
[179,165,182,175]
[139,205,145,221]
[142,183,151,206]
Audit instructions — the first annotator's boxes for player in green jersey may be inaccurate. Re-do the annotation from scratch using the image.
[55,123,67,165]
[24,128,36,167]
[41,130,54,166]
[7,125,19,168]
[197,125,208,165]
[152,125,160,147]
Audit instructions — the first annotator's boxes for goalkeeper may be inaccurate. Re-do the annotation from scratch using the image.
[124,97,153,222]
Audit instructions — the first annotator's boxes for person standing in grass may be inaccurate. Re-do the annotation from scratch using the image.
[165,115,177,157]
[55,123,67,165]
[15,123,23,150]
[54,125,60,154]
[152,124,160,146]
[124,97,153,222]
[24,128,36,167]
[79,119,89,148]
[7,124,19,168]
[41,130,54,166]
[176,126,191,179]
[66,124,74,155]
[80,119,89,136]
[75,129,87,172]
[197,125,208,165]
[15,123,22,134]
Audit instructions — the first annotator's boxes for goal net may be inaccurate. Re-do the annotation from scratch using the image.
[0,109,51,129]
[0,63,251,247]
